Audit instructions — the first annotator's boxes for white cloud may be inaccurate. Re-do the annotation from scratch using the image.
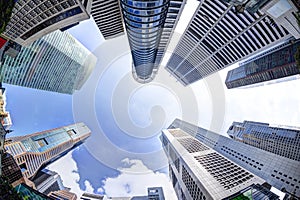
[101,158,177,200]
[46,147,94,197]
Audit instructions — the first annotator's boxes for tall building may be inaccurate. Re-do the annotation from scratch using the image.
[49,189,77,200]
[260,0,300,39]
[32,169,65,195]
[1,152,25,187]
[227,120,300,161]
[120,0,186,83]
[225,39,300,89]
[0,30,97,94]
[1,0,92,46]
[161,127,274,199]
[90,0,124,40]
[4,122,91,179]
[166,119,300,198]
[165,0,292,86]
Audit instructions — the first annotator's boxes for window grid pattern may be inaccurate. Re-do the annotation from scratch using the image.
[91,0,124,39]
[3,0,88,44]
[221,146,263,170]
[271,170,300,189]
[166,0,291,86]
[177,138,209,153]
[182,166,207,200]
[195,153,254,190]
[0,31,95,94]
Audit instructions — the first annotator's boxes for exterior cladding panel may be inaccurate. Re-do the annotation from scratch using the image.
[166,0,292,86]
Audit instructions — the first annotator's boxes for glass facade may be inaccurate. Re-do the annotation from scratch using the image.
[227,120,300,161]
[225,40,300,89]
[4,123,91,179]
[120,0,170,83]
[0,30,96,94]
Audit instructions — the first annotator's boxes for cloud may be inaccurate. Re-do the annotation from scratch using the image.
[101,158,177,199]
[46,147,95,197]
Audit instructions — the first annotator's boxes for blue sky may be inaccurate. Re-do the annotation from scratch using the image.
[3,1,300,198]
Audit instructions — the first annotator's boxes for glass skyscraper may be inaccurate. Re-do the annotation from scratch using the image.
[165,0,292,86]
[4,122,91,179]
[165,119,300,198]
[120,0,186,83]
[227,120,300,161]
[0,30,97,94]
[225,39,300,89]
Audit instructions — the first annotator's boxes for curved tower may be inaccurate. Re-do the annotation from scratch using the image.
[120,0,170,83]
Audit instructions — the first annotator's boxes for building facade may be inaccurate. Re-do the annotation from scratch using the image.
[4,122,91,179]
[0,30,96,94]
[161,127,274,199]
[120,0,186,83]
[261,0,300,39]
[90,0,124,40]
[225,39,300,89]
[1,0,92,46]
[49,189,77,200]
[32,169,65,195]
[167,119,300,198]
[165,0,292,86]
[227,120,300,161]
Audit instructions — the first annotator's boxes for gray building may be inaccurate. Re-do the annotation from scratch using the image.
[0,30,96,94]
[31,169,65,195]
[165,0,292,86]
[120,0,186,83]
[90,0,124,40]
[225,39,300,89]
[161,125,278,199]
[260,0,300,39]
[166,119,300,198]
[1,0,92,46]
[227,120,300,161]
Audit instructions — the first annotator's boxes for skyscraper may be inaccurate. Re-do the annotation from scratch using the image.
[32,169,65,195]
[225,39,300,89]
[260,0,300,39]
[166,0,292,86]
[4,122,91,179]
[49,189,77,200]
[120,0,186,83]
[166,119,300,198]
[227,120,300,161]
[1,0,92,46]
[90,0,125,40]
[161,127,275,199]
[0,30,97,94]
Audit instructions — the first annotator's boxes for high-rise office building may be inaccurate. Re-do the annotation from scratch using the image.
[32,169,65,195]
[166,0,292,86]
[90,0,124,40]
[0,30,97,94]
[1,152,25,187]
[1,0,92,46]
[49,189,77,200]
[4,122,91,179]
[166,119,300,198]
[260,0,300,39]
[161,127,275,199]
[227,120,300,161]
[147,187,165,200]
[225,39,300,89]
[120,0,186,83]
